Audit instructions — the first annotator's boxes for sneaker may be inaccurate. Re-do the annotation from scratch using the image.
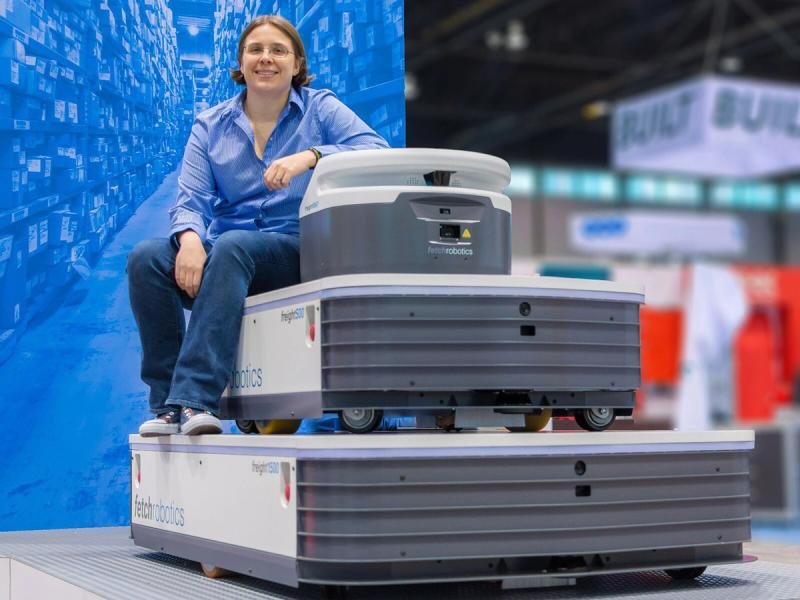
[139,410,180,437]
[181,407,222,435]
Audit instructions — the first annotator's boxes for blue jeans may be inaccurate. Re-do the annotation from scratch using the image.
[127,230,300,415]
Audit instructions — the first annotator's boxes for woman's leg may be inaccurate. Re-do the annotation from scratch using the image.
[127,238,188,415]
[166,230,300,415]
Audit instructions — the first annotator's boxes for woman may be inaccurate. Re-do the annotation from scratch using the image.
[128,15,388,436]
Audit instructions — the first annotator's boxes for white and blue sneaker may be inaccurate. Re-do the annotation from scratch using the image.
[139,410,181,437]
[180,407,222,435]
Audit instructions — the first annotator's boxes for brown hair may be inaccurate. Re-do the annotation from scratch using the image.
[229,15,314,88]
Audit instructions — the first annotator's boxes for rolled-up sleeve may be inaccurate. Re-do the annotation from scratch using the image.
[168,118,216,244]
[314,91,390,157]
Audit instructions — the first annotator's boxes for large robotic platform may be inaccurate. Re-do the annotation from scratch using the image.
[130,430,754,590]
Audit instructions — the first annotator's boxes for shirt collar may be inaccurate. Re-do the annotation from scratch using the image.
[287,86,305,115]
[228,87,305,118]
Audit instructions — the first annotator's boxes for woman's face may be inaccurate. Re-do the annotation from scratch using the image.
[241,24,300,96]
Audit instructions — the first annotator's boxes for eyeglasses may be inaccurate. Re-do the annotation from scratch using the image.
[244,43,294,59]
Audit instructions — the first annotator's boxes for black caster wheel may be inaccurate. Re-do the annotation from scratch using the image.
[340,408,383,434]
[235,420,258,434]
[665,566,707,580]
[574,408,616,431]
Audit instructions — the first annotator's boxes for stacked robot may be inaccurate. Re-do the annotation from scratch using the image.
[131,150,753,592]
[222,148,643,435]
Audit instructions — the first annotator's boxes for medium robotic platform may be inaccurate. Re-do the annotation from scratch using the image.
[130,430,755,588]
[221,149,642,434]
[130,149,755,590]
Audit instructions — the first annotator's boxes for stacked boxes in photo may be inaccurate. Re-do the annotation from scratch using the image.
[0,0,192,361]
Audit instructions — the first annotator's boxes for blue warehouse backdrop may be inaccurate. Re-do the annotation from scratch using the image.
[0,0,404,531]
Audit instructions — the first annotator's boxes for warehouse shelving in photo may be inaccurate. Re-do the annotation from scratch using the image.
[0,0,190,362]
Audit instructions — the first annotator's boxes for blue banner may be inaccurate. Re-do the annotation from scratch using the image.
[0,0,404,532]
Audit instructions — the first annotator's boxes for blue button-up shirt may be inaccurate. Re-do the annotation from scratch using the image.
[169,86,389,245]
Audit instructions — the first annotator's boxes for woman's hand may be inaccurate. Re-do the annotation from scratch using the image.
[175,230,207,298]
[263,150,317,191]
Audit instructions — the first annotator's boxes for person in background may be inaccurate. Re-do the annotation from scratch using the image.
[128,14,388,436]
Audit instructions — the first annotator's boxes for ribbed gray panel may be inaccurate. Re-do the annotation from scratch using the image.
[296,450,750,562]
[323,296,640,321]
[298,452,749,484]
[324,321,639,344]
[320,296,641,392]
[298,478,749,512]
[297,521,751,561]
[323,343,640,368]
[299,497,749,535]
[323,364,639,391]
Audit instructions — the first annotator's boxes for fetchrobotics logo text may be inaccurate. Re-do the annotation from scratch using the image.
[134,495,185,527]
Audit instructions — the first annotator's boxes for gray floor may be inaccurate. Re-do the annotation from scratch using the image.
[1,527,799,599]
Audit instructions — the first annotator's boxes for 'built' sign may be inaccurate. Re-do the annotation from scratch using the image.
[612,75,800,177]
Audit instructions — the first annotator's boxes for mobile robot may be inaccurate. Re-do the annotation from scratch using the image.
[131,150,753,592]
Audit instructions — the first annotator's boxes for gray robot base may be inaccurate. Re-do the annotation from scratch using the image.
[223,273,645,435]
[129,430,755,592]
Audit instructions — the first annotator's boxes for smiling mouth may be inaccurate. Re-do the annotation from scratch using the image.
[254,70,278,77]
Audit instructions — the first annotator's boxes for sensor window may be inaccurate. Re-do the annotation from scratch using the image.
[439,224,460,239]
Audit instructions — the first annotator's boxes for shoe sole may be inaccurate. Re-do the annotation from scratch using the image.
[181,415,222,436]
[139,424,180,437]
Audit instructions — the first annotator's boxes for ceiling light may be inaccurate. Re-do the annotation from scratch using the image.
[719,55,742,73]
[485,30,504,50]
[506,19,528,52]
[582,101,611,119]
[405,73,420,101]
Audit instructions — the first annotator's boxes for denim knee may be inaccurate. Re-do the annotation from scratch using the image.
[210,230,252,259]
[127,238,172,282]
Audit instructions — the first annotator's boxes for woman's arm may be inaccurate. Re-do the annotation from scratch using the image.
[314,90,390,157]
[168,118,216,245]
[263,91,389,190]
[168,118,217,297]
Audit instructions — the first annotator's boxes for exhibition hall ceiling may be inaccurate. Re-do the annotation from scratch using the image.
[404,0,800,164]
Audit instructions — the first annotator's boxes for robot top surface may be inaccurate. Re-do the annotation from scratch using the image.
[129,429,754,452]
[299,148,512,217]
[243,272,645,309]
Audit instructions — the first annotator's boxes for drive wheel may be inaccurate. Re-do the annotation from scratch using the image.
[235,420,258,434]
[436,412,460,432]
[508,409,552,432]
[200,563,231,578]
[254,419,302,435]
[665,566,706,580]
[574,408,616,431]
[340,408,383,434]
